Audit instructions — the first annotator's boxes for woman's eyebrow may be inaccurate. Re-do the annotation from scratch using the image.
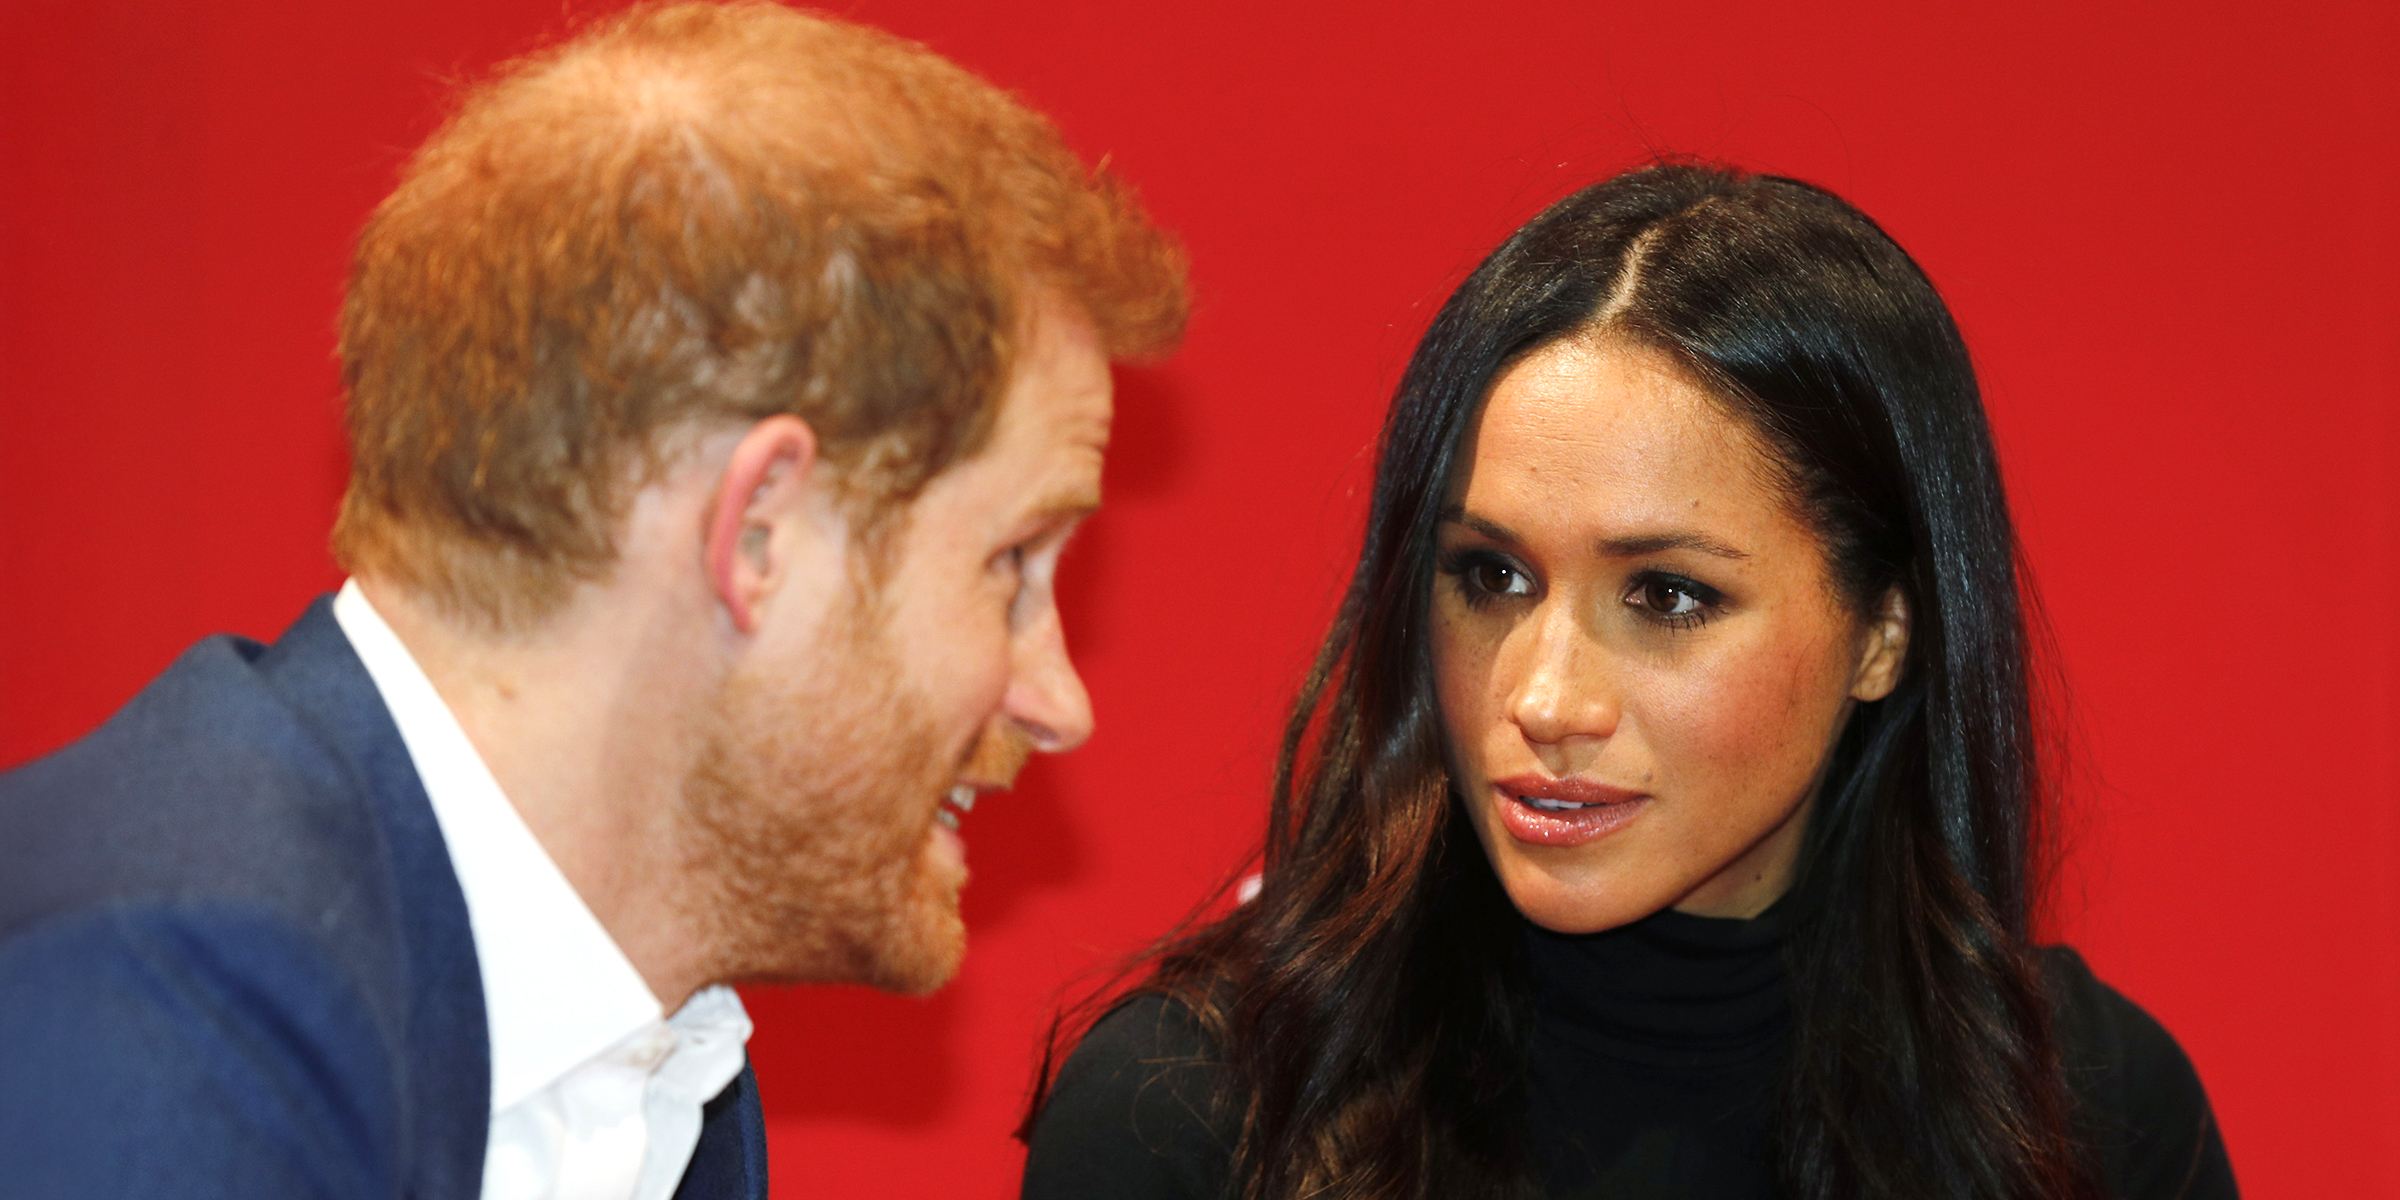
[1598,531,1750,560]
[1440,509,1749,561]
[1438,507,1519,543]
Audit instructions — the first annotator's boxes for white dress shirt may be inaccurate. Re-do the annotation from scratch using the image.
[333,581,752,1200]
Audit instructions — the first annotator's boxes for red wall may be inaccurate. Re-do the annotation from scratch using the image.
[3,1,2393,1194]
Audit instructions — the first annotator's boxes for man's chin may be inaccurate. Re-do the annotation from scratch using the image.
[862,895,966,996]
[838,834,965,994]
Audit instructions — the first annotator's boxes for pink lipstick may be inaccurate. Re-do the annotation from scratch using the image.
[1490,774,1648,846]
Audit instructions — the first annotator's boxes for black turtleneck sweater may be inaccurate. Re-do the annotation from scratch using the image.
[1523,907,1790,1197]
[1022,908,2238,1200]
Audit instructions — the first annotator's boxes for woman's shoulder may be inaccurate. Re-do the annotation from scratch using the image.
[2037,945,2239,1199]
[1021,992,1240,1200]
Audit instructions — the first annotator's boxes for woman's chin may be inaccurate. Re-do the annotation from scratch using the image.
[1491,857,1664,936]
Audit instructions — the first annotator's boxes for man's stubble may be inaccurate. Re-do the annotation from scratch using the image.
[678,583,969,996]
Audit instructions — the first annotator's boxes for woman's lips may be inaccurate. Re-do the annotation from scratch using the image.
[1489,774,1648,846]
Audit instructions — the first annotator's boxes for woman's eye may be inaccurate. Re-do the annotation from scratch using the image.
[1466,559,1531,598]
[1438,550,1535,610]
[1627,575,1720,625]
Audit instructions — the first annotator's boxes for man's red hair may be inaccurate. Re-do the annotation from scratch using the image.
[333,1,1186,627]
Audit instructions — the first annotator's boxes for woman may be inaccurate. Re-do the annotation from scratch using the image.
[1020,164,2236,1200]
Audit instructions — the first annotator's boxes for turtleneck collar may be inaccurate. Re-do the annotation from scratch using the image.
[1524,903,1790,1070]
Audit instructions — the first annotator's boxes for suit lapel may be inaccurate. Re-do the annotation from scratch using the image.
[674,1061,769,1200]
[256,598,771,1200]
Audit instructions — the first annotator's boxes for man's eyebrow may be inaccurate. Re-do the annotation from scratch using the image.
[1028,487,1102,527]
[1438,506,1749,560]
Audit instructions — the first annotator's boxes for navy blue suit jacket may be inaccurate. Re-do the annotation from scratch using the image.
[0,599,768,1200]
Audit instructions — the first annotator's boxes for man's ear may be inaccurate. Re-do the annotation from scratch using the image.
[704,415,820,635]
[1850,586,1910,703]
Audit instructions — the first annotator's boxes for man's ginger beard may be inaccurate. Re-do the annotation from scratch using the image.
[678,579,968,996]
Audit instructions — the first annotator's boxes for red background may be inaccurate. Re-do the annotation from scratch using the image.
[3,0,2393,1194]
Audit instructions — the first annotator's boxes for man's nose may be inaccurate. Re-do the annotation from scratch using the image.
[1504,603,1618,747]
[1004,603,1094,754]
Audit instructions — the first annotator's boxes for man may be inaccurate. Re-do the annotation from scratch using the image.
[0,4,1185,1198]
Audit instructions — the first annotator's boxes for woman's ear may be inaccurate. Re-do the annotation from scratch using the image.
[1850,586,1910,702]
[703,415,819,635]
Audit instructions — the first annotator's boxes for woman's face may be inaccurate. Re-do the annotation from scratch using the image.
[1430,335,1907,933]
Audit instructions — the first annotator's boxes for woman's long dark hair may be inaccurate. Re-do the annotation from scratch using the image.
[1032,164,2100,1200]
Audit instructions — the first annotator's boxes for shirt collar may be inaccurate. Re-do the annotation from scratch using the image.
[332,579,667,1110]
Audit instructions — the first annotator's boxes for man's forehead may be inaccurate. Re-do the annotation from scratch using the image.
[1017,412,1107,517]
[919,322,1111,529]
[997,300,1113,464]
[1044,393,1113,453]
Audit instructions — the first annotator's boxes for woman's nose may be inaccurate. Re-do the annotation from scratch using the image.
[1504,604,1618,746]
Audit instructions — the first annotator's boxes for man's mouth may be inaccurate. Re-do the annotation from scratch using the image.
[935,783,977,830]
